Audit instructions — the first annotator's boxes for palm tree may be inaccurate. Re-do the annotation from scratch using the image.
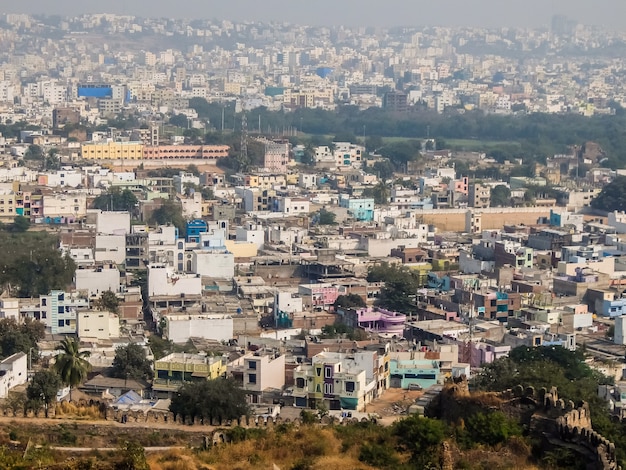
[54,337,91,401]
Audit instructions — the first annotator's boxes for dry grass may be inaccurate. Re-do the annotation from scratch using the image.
[54,401,104,420]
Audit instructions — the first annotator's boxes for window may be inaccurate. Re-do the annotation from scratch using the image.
[316,367,321,377]
[248,361,257,370]
[324,366,332,378]
[345,381,355,392]
[324,383,333,394]
[296,378,305,388]
[58,306,64,314]
[58,320,64,327]
[42,298,47,306]
[248,374,257,384]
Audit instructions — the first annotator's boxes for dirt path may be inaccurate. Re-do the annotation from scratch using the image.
[0,415,212,432]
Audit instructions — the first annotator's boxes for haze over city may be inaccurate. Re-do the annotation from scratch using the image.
[7,0,626,29]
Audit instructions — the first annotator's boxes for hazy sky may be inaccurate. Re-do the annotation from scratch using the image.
[6,0,626,29]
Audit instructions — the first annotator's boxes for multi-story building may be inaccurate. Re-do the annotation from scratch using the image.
[81,141,144,161]
[468,183,491,208]
[339,195,374,221]
[153,352,227,396]
[263,140,290,173]
[292,349,389,411]
[228,351,286,403]
[0,352,27,399]
[39,290,89,334]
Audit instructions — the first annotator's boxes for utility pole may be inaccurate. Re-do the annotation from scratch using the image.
[239,112,248,172]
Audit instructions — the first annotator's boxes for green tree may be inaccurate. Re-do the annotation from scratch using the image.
[0,232,76,297]
[334,293,366,310]
[200,186,215,200]
[490,184,511,207]
[94,290,119,313]
[169,377,249,423]
[0,318,45,359]
[43,148,61,170]
[317,208,337,225]
[111,344,152,381]
[462,411,521,447]
[116,440,149,470]
[367,264,422,314]
[92,188,138,212]
[27,370,62,417]
[54,337,91,401]
[150,200,187,237]
[393,414,446,466]
[24,144,43,161]
[11,215,30,233]
[591,176,626,212]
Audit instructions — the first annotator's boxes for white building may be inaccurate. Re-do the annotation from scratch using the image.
[0,352,27,399]
[236,222,265,249]
[276,197,310,215]
[95,210,131,235]
[75,264,121,297]
[77,311,120,340]
[148,264,202,298]
[298,174,318,190]
[94,234,126,264]
[164,314,234,343]
[229,352,286,401]
[41,193,87,221]
[0,298,20,320]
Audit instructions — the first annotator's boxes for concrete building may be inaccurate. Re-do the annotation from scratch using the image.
[0,352,27,399]
[39,290,88,335]
[94,208,130,235]
[0,298,20,320]
[153,352,227,396]
[292,349,388,411]
[229,351,286,403]
[469,183,491,208]
[74,264,121,297]
[263,140,289,173]
[77,311,120,340]
[147,264,202,298]
[81,141,144,161]
[163,313,234,343]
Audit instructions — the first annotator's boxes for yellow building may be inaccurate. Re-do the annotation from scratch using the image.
[81,141,144,160]
[153,352,227,395]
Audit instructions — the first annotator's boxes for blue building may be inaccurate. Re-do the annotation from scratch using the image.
[186,219,208,243]
[77,84,113,98]
[389,358,440,390]
[339,195,374,221]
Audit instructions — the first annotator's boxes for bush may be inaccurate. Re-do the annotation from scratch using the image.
[462,411,522,447]
[359,442,400,469]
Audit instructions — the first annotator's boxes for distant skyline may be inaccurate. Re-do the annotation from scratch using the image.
[6,0,626,30]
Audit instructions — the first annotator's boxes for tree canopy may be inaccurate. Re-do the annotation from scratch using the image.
[590,176,626,212]
[111,343,153,381]
[490,184,511,207]
[367,263,423,314]
[91,188,138,212]
[0,231,76,297]
[333,293,366,310]
[150,200,187,236]
[316,208,337,225]
[27,370,62,417]
[169,378,249,422]
[0,318,45,360]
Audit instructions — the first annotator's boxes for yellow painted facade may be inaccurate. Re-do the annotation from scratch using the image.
[81,141,144,160]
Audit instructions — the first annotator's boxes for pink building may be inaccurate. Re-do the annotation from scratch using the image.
[298,283,339,309]
[454,176,469,195]
[263,141,289,173]
[353,307,406,337]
